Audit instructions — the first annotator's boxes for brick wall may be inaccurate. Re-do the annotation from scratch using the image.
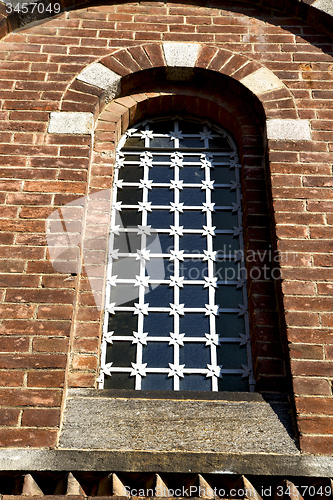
[0,0,332,455]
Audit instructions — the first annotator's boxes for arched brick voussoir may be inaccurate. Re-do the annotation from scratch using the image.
[60,44,165,118]
[196,45,297,120]
[61,42,297,128]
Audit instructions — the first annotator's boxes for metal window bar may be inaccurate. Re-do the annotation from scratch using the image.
[98,117,255,392]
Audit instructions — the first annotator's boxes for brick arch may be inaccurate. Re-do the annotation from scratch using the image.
[60,43,298,122]
[69,87,291,403]
[1,0,333,40]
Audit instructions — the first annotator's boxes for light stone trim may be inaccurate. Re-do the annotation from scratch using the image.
[59,393,299,455]
[77,62,121,100]
[312,0,333,16]
[267,119,312,141]
[48,112,94,135]
[240,67,285,95]
[162,42,200,67]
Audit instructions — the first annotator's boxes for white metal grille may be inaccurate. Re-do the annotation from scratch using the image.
[98,117,255,391]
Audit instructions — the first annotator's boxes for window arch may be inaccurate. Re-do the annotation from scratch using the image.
[98,116,255,392]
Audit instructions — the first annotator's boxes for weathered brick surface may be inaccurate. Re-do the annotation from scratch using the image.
[0,0,332,455]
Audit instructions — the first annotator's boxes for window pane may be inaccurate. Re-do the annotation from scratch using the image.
[179,286,209,308]
[108,311,137,336]
[142,343,173,368]
[104,372,135,390]
[112,258,140,279]
[215,285,244,309]
[141,374,173,390]
[120,165,143,183]
[148,188,173,206]
[110,284,138,307]
[147,211,173,229]
[180,211,206,229]
[179,166,204,183]
[180,259,207,280]
[149,166,173,182]
[145,285,173,308]
[179,233,207,253]
[114,233,141,253]
[179,313,210,337]
[180,374,211,391]
[217,343,248,369]
[106,341,136,367]
[117,187,142,205]
[179,343,210,368]
[180,188,205,206]
[144,313,173,337]
[215,313,246,337]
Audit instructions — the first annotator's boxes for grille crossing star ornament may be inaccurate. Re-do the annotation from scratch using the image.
[135,249,150,261]
[132,331,148,345]
[168,363,185,378]
[130,362,147,377]
[137,225,152,236]
[205,333,220,346]
[169,303,185,316]
[206,364,222,378]
[169,332,185,346]
[133,303,149,315]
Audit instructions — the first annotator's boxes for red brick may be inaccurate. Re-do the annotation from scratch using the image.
[289,344,323,360]
[21,408,61,428]
[73,338,99,353]
[300,436,333,455]
[32,338,69,353]
[293,377,331,396]
[5,289,74,304]
[282,281,315,295]
[72,354,98,370]
[0,429,57,447]
[0,304,35,319]
[0,409,20,426]
[0,320,71,337]
[298,416,333,434]
[285,311,320,327]
[0,389,61,407]
[27,370,65,388]
[0,337,29,352]
[37,305,73,320]
[0,354,66,370]
[0,372,24,387]
[68,372,96,387]
[291,361,333,377]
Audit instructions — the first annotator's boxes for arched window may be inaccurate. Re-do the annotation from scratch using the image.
[98,116,255,392]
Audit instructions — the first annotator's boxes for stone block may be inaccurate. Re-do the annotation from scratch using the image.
[267,119,312,141]
[162,42,200,67]
[313,0,333,16]
[240,67,284,95]
[77,63,121,100]
[48,112,94,135]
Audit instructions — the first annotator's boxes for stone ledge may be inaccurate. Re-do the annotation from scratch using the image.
[0,450,333,476]
[59,391,298,455]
